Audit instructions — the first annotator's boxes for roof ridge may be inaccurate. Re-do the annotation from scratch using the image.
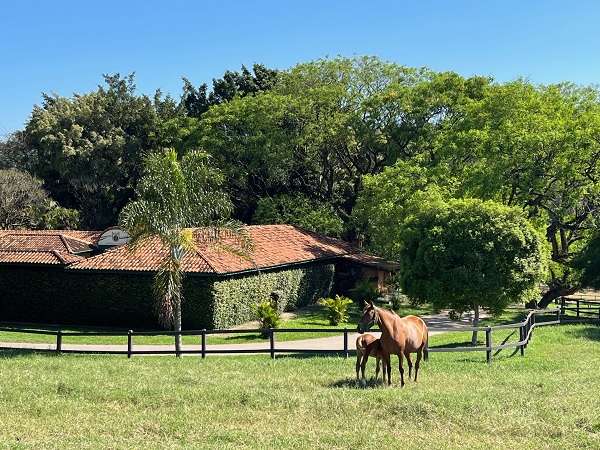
[58,235,73,253]
[189,243,219,273]
[51,249,67,264]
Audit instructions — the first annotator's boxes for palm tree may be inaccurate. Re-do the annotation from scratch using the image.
[120,149,251,356]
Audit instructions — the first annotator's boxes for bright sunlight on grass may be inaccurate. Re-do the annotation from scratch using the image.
[0,324,599,449]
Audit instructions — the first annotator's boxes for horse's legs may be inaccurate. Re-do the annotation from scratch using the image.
[375,357,380,381]
[398,353,405,387]
[414,345,424,382]
[380,355,390,383]
[405,352,413,380]
[384,354,392,386]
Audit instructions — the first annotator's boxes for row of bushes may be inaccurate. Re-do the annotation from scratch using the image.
[0,262,336,330]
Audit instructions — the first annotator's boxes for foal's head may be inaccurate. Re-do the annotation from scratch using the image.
[357,301,378,334]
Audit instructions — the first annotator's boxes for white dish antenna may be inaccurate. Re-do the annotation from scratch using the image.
[97,227,131,249]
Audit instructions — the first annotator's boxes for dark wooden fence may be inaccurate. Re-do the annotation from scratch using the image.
[0,303,598,361]
[425,308,560,363]
[557,297,600,321]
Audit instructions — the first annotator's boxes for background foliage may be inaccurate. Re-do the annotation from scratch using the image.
[3,54,600,308]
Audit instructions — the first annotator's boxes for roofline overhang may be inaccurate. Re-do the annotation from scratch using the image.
[64,254,347,276]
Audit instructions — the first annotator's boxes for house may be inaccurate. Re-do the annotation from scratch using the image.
[0,225,398,329]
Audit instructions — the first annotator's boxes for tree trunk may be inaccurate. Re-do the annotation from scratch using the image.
[174,300,183,358]
[471,302,480,345]
[537,285,579,309]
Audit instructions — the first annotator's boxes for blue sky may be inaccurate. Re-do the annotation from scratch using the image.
[1,0,599,134]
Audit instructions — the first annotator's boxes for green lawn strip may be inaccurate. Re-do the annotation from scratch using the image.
[0,324,598,449]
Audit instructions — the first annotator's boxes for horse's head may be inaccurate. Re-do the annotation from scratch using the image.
[357,301,378,334]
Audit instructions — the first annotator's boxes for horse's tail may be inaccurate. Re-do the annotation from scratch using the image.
[420,317,429,361]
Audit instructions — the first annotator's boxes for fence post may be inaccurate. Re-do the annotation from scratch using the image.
[343,328,348,359]
[270,329,275,359]
[560,297,565,315]
[127,330,133,359]
[201,330,206,359]
[519,326,525,356]
[56,330,62,353]
[577,299,580,318]
[485,327,492,363]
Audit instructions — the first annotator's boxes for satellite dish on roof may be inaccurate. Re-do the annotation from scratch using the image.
[97,227,131,249]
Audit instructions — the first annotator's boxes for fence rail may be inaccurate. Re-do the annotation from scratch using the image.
[0,303,598,361]
[425,308,561,363]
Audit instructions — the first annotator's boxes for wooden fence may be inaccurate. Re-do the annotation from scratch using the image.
[557,297,600,321]
[425,308,560,363]
[0,304,597,361]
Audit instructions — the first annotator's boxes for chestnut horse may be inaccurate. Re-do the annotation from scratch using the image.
[355,334,388,386]
[357,301,428,387]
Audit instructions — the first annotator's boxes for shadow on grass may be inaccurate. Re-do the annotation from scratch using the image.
[0,348,62,359]
[330,377,387,389]
[0,320,134,334]
[564,324,600,342]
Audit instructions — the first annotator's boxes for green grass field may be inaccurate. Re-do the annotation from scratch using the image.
[0,324,599,449]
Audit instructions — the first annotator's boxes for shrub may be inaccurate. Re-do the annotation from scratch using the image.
[348,279,381,303]
[317,295,353,326]
[251,299,281,338]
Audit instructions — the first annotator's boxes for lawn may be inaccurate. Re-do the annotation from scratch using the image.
[0,324,599,449]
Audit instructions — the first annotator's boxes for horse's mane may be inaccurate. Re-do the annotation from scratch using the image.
[378,305,400,318]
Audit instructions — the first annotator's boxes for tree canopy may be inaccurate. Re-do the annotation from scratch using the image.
[0,169,47,230]
[398,197,547,342]
[25,73,160,229]
[8,54,600,308]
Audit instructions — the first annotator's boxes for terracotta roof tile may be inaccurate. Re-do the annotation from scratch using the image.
[0,231,97,253]
[0,230,98,266]
[68,225,362,274]
[0,226,388,274]
[0,249,85,265]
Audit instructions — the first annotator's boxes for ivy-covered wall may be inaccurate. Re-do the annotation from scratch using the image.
[210,263,334,329]
[0,261,336,330]
[0,265,158,328]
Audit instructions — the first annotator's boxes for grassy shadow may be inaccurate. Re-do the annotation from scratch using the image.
[564,324,600,341]
[0,348,62,359]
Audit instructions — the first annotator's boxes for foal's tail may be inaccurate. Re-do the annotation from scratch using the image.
[356,334,373,353]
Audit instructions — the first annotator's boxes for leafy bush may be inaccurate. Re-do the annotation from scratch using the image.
[317,295,353,325]
[251,299,281,337]
[348,279,381,304]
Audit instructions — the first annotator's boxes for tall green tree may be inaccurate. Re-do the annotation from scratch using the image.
[0,169,47,229]
[26,73,160,229]
[0,130,36,172]
[179,63,279,118]
[119,149,251,355]
[399,197,547,344]
[194,55,486,234]
[442,80,600,307]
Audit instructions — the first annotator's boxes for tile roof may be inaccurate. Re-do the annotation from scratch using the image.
[0,249,85,265]
[342,253,401,271]
[0,225,394,275]
[0,230,98,266]
[68,224,363,275]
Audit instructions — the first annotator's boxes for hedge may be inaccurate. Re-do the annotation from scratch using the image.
[210,263,335,329]
[0,262,336,330]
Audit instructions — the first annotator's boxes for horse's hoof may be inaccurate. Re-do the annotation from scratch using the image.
[360,378,367,387]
